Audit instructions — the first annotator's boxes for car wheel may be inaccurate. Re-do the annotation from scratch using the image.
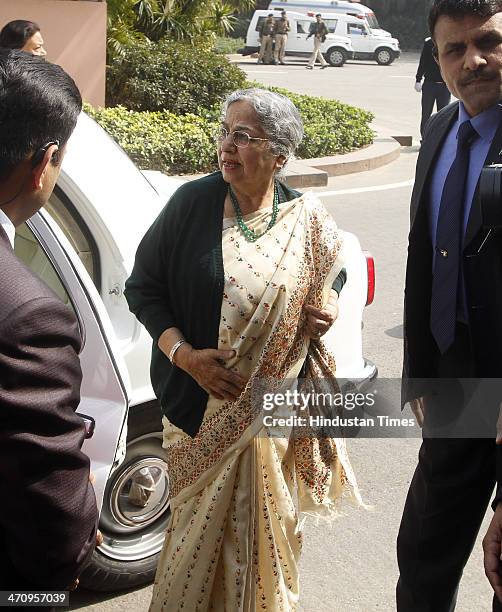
[80,402,170,592]
[326,47,347,67]
[375,48,394,65]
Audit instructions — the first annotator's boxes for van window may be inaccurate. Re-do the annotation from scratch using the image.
[297,20,311,35]
[324,19,338,34]
[348,23,366,36]
[255,16,281,32]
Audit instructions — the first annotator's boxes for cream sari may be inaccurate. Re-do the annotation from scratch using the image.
[150,192,362,612]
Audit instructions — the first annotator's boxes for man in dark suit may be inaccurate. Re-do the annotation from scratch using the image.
[0,49,98,592]
[398,1,502,610]
[415,36,451,138]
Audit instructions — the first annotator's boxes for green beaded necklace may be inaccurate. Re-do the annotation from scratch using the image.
[229,183,279,243]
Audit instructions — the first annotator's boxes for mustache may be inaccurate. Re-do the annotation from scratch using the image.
[459,69,497,86]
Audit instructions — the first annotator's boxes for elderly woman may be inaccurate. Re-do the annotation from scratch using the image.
[0,20,46,57]
[125,88,361,611]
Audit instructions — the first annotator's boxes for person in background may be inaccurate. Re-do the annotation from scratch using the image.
[0,20,46,57]
[415,36,451,138]
[257,13,276,64]
[274,9,290,65]
[306,13,329,70]
[0,49,98,594]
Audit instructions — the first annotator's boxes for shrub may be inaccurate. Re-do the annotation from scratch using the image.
[259,85,375,156]
[213,37,245,55]
[85,104,218,174]
[229,16,251,40]
[106,38,247,114]
[86,86,374,175]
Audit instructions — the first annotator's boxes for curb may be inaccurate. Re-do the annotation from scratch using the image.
[172,134,407,188]
[283,135,403,189]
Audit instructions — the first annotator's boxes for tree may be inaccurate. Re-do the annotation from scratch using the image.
[107,0,257,58]
[364,0,432,48]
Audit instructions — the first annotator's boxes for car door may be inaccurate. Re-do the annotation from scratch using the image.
[347,21,372,54]
[14,210,130,514]
[292,18,314,54]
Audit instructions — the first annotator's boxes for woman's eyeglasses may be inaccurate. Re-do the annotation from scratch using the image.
[215,127,269,148]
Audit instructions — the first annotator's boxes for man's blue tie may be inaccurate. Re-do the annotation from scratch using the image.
[430,120,478,354]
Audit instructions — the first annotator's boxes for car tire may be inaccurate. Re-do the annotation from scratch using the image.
[326,47,347,67]
[375,47,394,66]
[80,402,170,592]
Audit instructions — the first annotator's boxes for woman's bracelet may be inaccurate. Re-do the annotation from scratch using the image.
[169,339,186,364]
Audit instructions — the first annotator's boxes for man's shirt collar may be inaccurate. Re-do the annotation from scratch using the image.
[458,101,502,141]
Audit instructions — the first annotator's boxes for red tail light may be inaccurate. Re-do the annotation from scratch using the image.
[363,251,375,306]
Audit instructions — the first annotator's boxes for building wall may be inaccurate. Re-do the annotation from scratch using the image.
[0,0,106,106]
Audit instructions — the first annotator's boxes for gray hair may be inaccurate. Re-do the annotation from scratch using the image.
[221,88,304,172]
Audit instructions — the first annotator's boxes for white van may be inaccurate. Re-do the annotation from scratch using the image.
[244,10,354,67]
[268,0,392,38]
[320,11,400,65]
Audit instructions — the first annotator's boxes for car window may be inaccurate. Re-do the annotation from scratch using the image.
[14,222,75,313]
[45,186,101,291]
[297,20,311,35]
[325,19,338,34]
[348,23,366,35]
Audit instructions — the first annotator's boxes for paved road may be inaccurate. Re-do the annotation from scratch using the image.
[70,54,496,611]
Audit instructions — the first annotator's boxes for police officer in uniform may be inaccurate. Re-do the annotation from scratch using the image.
[258,13,276,64]
[306,13,329,69]
[274,10,290,65]
[415,36,451,138]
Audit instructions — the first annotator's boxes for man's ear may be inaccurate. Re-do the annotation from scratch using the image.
[30,144,59,190]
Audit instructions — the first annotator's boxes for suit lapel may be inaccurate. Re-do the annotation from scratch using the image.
[411,104,458,230]
[464,106,502,250]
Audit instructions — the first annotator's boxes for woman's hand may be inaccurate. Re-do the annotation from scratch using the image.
[177,347,247,401]
[304,290,339,339]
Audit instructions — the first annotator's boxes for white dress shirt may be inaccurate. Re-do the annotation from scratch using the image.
[0,207,15,248]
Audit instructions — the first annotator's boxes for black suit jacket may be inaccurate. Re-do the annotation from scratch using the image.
[402,102,502,498]
[0,225,98,590]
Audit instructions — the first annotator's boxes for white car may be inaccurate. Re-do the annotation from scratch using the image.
[13,113,376,591]
[317,11,400,65]
[244,10,354,67]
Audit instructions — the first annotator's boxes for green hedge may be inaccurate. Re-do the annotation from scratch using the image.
[86,105,218,174]
[86,87,374,175]
[265,86,374,157]
[107,38,247,114]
